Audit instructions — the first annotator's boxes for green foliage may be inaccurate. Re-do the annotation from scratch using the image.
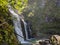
[23,0,60,34]
[9,0,28,13]
[41,0,60,32]
[0,0,28,45]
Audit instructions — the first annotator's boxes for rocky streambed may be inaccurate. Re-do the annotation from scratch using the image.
[22,35,60,45]
[32,39,52,45]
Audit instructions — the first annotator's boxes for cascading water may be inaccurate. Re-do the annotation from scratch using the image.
[26,21,33,39]
[8,6,30,43]
[21,19,29,40]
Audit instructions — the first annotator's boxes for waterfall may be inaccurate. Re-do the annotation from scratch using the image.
[26,21,33,39]
[21,19,33,40]
[21,19,29,40]
[8,6,29,43]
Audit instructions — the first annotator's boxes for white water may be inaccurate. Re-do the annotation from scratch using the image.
[22,19,29,40]
[8,6,29,43]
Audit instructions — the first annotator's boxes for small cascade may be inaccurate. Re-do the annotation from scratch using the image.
[26,21,34,39]
[21,19,29,40]
[21,19,34,40]
[8,6,30,43]
[9,8,24,42]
